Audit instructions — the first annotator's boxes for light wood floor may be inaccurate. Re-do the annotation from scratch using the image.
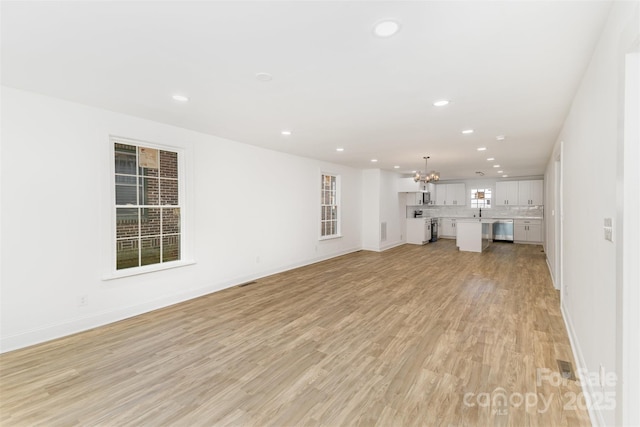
[0,240,589,426]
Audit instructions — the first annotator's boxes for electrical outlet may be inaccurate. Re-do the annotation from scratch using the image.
[78,295,88,307]
[256,256,260,264]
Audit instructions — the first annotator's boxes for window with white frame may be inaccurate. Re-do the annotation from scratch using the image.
[470,188,492,208]
[320,173,340,238]
[114,141,181,270]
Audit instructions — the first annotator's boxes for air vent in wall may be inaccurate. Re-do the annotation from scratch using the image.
[380,222,387,242]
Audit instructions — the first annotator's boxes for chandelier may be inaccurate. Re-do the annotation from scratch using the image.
[413,156,440,183]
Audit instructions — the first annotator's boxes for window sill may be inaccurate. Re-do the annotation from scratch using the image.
[102,259,196,281]
[319,235,343,241]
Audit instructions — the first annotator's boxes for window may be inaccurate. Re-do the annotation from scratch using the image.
[320,173,340,238]
[471,188,492,208]
[114,142,181,270]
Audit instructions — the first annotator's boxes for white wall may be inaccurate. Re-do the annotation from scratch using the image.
[361,169,381,251]
[0,87,363,352]
[378,169,404,250]
[361,169,404,252]
[544,147,560,288]
[544,2,639,425]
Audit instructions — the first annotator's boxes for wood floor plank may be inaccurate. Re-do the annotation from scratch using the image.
[0,241,590,426]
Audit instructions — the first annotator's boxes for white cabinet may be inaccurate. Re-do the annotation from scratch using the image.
[398,178,426,193]
[449,183,466,206]
[495,181,519,206]
[435,185,447,206]
[426,182,436,196]
[440,218,458,238]
[405,192,424,206]
[518,180,543,206]
[514,219,542,243]
[406,218,431,245]
[496,180,543,206]
[434,183,466,206]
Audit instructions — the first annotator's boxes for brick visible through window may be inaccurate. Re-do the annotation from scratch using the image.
[471,188,492,208]
[114,142,181,269]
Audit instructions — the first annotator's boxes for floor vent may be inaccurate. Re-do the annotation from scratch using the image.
[238,281,257,288]
[557,359,576,381]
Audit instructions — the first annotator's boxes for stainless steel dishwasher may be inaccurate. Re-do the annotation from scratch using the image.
[492,219,514,242]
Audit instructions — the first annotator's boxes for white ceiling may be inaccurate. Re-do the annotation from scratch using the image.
[1,1,611,180]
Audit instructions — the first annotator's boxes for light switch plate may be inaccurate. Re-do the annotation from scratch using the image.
[604,218,613,242]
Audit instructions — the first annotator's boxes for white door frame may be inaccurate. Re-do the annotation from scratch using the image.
[555,143,564,296]
[616,48,640,427]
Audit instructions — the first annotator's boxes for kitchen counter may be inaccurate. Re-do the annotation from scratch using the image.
[456,218,497,252]
[456,218,499,224]
[415,216,542,220]
[406,217,432,245]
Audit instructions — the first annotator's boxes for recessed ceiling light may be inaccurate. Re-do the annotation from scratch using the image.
[497,170,503,173]
[394,165,400,169]
[493,165,501,168]
[255,72,273,82]
[462,129,474,134]
[336,147,344,152]
[411,170,416,173]
[477,147,487,151]
[172,94,189,102]
[433,99,450,107]
[281,130,292,136]
[371,159,378,163]
[487,157,495,161]
[373,20,400,37]
[502,174,509,178]
[496,135,506,141]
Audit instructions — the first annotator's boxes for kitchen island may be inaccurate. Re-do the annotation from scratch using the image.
[456,218,497,252]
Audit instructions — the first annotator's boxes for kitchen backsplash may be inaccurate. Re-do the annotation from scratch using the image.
[408,205,544,219]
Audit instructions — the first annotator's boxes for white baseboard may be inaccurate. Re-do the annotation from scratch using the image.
[379,240,405,251]
[561,302,605,427]
[0,246,362,354]
[545,256,559,290]
[361,240,405,253]
[1,283,233,354]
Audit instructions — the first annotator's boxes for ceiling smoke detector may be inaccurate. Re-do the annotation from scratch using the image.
[373,20,400,37]
[255,72,273,82]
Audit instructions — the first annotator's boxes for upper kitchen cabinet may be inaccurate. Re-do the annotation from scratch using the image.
[495,181,519,206]
[398,177,426,193]
[518,180,544,205]
[405,192,424,206]
[427,182,436,197]
[435,184,447,205]
[434,183,466,206]
[496,180,544,206]
[449,183,466,205]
